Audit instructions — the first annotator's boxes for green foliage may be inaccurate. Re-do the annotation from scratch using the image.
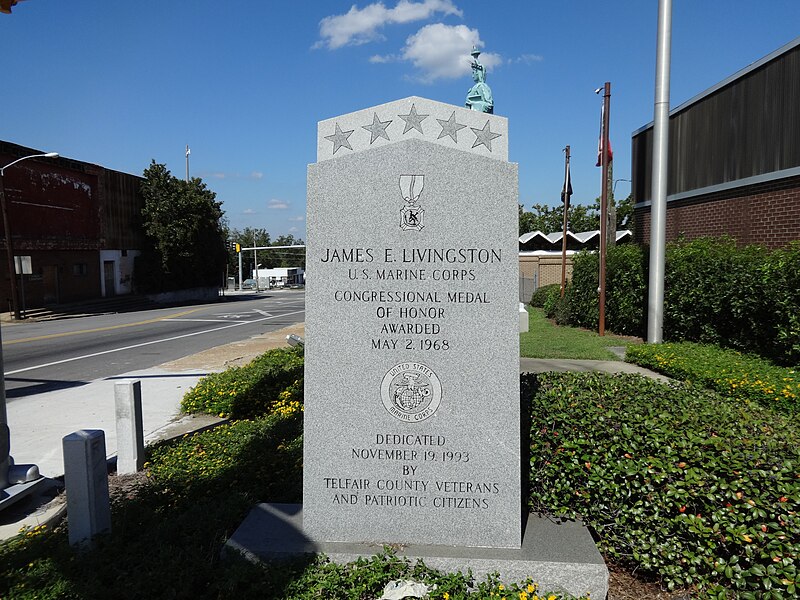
[526,371,800,597]
[519,202,599,235]
[615,192,635,231]
[564,238,800,361]
[228,227,306,278]
[530,283,560,308]
[275,552,585,599]
[563,251,599,330]
[664,238,763,353]
[135,161,227,292]
[562,245,645,336]
[626,342,799,414]
[604,244,646,336]
[0,411,304,600]
[662,238,800,366]
[762,243,800,366]
[181,346,304,419]
[542,286,561,317]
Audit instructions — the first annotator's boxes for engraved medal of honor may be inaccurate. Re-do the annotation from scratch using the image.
[381,362,442,422]
[399,174,425,231]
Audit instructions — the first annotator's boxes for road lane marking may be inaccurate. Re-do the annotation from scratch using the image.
[5,309,306,375]
[162,319,256,323]
[3,308,207,345]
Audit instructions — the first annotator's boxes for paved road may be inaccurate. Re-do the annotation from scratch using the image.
[1,290,305,402]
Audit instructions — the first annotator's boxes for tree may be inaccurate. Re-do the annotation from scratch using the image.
[519,202,600,235]
[616,192,634,230]
[135,161,227,292]
[227,229,306,280]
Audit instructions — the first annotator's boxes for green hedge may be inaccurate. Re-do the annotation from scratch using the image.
[526,371,800,597]
[565,239,800,366]
[180,346,304,419]
[530,283,560,308]
[626,342,799,414]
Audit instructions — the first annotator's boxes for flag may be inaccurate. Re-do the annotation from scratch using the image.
[561,161,572,204]
[595,105,613,166]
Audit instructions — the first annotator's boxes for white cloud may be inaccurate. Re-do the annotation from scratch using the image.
[316,0,462,50]
[289,226,299,233]
[250,171,264,179]
[400,23,501,82]
[268,199,289,210]
[288,215,305,222]
[243,208,257,215]
[369,53,398,63]
[515,53,543,64]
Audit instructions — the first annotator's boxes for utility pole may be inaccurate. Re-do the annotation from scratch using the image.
[560,145,571,298]
[253,234,258,292]
[185,145,190,182]
[598,82,611,336]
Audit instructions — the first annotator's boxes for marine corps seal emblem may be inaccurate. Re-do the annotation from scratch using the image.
[399,174,425,231]
[380,362,442,422]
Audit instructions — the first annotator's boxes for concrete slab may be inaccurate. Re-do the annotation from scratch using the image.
[6,368,208,478]
[225,503,608,600]
[520,358,671,383]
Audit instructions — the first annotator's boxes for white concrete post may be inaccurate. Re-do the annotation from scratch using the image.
[62,429,111,548]
[114,379,144,474]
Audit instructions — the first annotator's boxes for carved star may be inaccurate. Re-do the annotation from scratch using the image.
[397,103,429,135]
[324,122,354,154]
[436,111,467,143]
[470,120,502,151]
[362,112,392,144]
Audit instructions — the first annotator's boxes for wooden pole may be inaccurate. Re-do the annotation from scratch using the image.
[560,146,570,298]
[599,82,611,336]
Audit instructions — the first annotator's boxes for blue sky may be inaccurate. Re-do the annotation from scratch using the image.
[2,1,799,239]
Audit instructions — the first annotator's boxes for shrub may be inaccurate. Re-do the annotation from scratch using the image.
[565,238,800,365]
[760,242,800,366]
[526,371,800,597]
[564,251,599,330]
[605,244,647,337]
[625,342,799,414]
[181,346,304,419]
[530,283,560,308]
[664,238,764,353]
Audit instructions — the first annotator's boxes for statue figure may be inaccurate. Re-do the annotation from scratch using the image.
[465,46,493,114]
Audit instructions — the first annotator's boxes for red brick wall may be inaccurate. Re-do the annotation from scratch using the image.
[634,175,800,249]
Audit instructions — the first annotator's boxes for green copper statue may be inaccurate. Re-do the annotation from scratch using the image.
[465,46,493,114]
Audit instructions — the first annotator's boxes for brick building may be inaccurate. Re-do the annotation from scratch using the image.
[0,141,144,311]
[632,37,800,249]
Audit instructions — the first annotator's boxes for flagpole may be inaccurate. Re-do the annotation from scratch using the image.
[560,145,571,298]
[599,82,611,336]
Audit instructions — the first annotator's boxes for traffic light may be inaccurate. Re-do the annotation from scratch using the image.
[235,243,241,253]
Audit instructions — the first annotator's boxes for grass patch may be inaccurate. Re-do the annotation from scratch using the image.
[520,306,636,360]
[626,342,799,414]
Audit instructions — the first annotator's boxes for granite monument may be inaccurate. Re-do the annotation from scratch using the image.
[304,96,519,548]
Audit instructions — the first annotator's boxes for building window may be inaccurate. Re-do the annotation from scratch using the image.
[72,263,88,276]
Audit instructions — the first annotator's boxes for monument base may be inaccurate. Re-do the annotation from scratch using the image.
[224,503,608,599]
